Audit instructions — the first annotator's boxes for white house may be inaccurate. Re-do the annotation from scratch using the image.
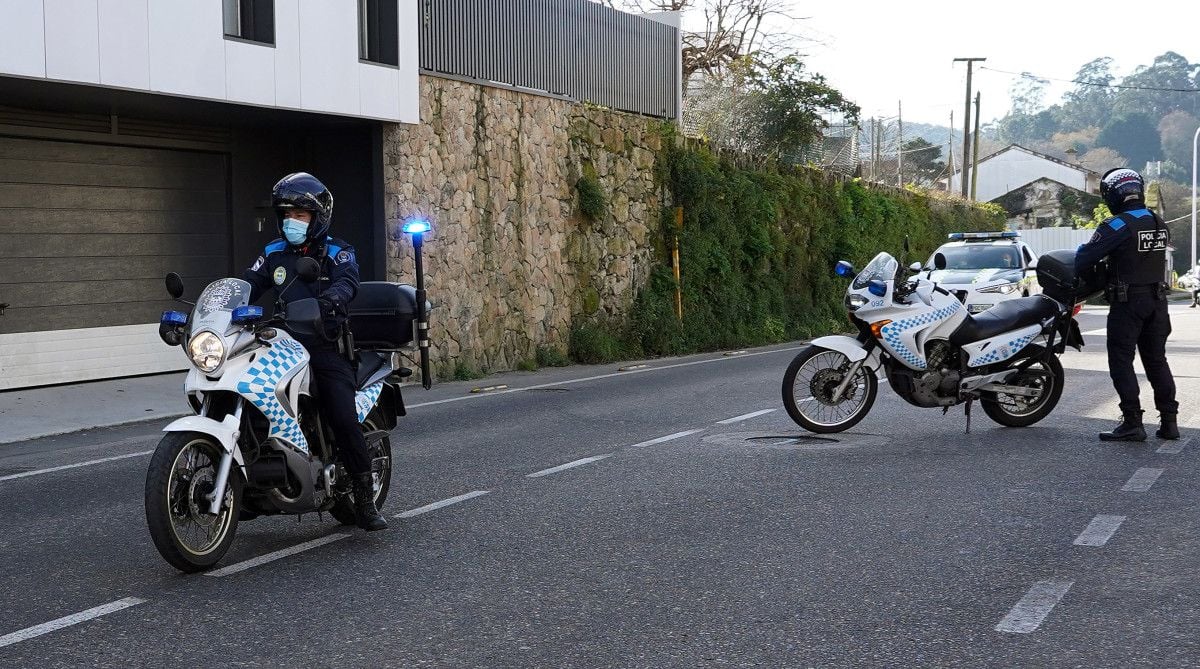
[948,144,1100,204]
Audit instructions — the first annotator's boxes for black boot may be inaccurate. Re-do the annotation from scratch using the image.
[1099,411,1147,442]
[1156,413,1180,440]
[351,473,388,532]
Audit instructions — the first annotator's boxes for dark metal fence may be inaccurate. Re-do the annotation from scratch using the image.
[419,0,679,119]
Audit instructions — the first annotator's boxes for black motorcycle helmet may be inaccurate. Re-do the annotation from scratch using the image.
[271,172,334,243]
[1099,167,1145,212]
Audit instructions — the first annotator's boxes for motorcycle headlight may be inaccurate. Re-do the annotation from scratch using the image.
[187,331,226,373]
[979,282,1020,295]
[845,293,870,311]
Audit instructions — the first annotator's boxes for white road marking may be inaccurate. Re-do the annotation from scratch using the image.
[630,429,705,448]
[407,345,808,409]
[0,450,154,483]
[396,490,491,518]
[526,454,612,478]
[995,580,1074,634]
[717,409,777,425]
[1073,515,1127,547]
[205,534,349,577]
[1121,467,1164,492]
[1157,437,1190,455]
[0,597,146,648]
[1082,328,1107,336]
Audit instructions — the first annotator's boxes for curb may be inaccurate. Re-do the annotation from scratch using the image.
[0,411,190,446]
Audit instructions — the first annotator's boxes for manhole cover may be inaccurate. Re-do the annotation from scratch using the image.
[522,388,570,393]
[702,431,878,451]
[746,435,840,446]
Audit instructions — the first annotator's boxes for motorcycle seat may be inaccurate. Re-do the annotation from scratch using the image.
[949,296,1061,346]
[354,350,391,391]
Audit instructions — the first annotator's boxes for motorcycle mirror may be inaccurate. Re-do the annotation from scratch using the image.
[285,297,325,336]
[296,257,321,283]
[934,252,947,271]
[165,273,185,299]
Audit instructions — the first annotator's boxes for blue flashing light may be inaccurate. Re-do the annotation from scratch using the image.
[402,219,431,235]
[947,233,965,240]
[868,280,888,297]
[161,310,187,326]
[1000,231,1020,238]
[834,260,856,278]
[231,305,264,324]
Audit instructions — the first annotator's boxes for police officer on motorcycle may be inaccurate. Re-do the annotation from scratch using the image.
[1075,168,1180,442]
[244,172,388,531]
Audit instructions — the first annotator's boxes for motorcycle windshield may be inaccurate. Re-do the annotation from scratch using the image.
[852,252,898,290]
[191,278,252,334]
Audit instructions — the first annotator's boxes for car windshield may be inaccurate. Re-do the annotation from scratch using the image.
[852,252,898,289]
[936,245,1021,270]
[191,278,252,333]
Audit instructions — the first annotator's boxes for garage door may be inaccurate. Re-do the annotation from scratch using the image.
[0,136,230,389]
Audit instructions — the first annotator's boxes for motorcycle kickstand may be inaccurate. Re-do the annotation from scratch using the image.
[963,396,974,434]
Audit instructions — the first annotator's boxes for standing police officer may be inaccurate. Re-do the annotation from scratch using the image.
[244,172,388,531]
[1075,168,1180,442]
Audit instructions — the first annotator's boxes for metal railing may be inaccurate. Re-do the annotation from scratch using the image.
[419,0,679,119]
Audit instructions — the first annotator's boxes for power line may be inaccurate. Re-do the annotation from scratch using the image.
[980,66,1200,93]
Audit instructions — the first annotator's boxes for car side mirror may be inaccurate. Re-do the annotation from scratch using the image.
[296,257,320,283]
[165,273,185,299]
[909,261,922,273]
[1028,257,1039,269]
[934,253,947,271]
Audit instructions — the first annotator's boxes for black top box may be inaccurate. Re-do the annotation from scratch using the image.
[1037,249,1107,305]
[348,282,419,349]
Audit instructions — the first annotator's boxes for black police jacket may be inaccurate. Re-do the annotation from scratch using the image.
[244,237,359,348]
[1074,207,1168,286]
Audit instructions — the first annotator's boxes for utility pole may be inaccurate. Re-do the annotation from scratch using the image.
[954,57,986,198]
[971,91,981,201]
[948,111,956,192]
[897,101,904,188]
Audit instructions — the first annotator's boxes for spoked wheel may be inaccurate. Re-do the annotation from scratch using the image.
[782,346,878,433]
[981,355,1064,427]
[330,410,393,526]
[145,432,241,573]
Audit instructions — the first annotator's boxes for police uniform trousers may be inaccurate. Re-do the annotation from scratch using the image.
[1106,287,1178,416]
[307,347,373,475]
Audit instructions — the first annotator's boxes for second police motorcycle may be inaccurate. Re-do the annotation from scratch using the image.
[782,239,1097,433]
[145,221,435,572]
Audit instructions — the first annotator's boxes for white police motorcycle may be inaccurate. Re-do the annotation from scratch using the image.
[782,241,1087,434]
[145,223,434,572]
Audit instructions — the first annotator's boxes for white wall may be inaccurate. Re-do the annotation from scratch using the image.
[0,0,418,124]
[952,147,1090,203]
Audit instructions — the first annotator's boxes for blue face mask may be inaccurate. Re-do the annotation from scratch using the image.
[282,218,309,245]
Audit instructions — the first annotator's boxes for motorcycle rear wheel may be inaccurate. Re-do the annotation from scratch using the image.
[145,431,241,573]
[329,409,393,526]
[782,346,878,433]
[980,355,1064,427]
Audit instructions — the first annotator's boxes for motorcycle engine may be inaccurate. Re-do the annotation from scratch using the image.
[913,341,962,404]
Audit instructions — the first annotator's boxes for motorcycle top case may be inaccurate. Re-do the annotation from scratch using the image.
[348,281,418,349]
[1037,249,1107,304]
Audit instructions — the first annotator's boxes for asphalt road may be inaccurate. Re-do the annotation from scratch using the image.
[1,304,1198,668]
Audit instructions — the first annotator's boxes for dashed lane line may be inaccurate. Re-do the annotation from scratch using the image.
[1157,437,1189,455]
[1121,468,1164,492]
[0,597,147,648]
[995,580,1074,634]
[396,491,491,518]
[526,454,613,479]
[0,450,154,483]
[205,534,349,577]
[717,409,777,425]
[630,429,705,448]
[1072,515,1126,547]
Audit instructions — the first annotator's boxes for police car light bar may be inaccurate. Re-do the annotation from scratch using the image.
[947,231,1020,240]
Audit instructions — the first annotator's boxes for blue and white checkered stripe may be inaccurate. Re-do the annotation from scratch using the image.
[236,338,310,453]
[970,331,1039,367]
[879,302,962,370]
[355,381,384,423]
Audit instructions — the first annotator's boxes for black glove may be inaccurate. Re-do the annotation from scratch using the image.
[317,292,343,318]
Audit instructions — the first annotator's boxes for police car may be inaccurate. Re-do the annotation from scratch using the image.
[925,231,1041,314]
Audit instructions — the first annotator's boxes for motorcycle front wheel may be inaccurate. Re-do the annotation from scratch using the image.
[145,432,241,573]
[782,346,878,433]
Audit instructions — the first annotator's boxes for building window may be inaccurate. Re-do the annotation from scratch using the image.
[359,0,399,66]
[224,0,274,45]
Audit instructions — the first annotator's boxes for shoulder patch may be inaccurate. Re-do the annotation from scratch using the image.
[250,255,266,272]
[334,249,355,265]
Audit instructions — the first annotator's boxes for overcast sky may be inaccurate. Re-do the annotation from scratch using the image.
[755,1,1200,127]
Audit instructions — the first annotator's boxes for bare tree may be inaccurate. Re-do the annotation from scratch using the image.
[596,0,800,82]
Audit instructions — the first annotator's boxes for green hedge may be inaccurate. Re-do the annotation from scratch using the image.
[573,142,1004,362]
